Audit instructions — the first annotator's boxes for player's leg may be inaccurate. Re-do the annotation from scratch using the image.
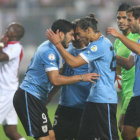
[122,97,140,140]
[122,125,137,140]
[119,94,132,135]
[3,125,25,140]
[13,88,52,140]
[49,130,55,140]
[118,114,125,132]
[0,90,25,140]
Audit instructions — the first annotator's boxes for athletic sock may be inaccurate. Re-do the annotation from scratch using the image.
[19,138,26,140]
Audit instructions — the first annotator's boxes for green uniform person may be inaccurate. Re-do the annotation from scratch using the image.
[114,3,140,139]
[115,32,140,114]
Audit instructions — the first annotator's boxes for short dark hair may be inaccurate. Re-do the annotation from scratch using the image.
[72,19,80,31]
[9,23,25,40]
[76,13,98,32]
[127,6,140,19]
[117,3,131,11]
[51,19,73,34]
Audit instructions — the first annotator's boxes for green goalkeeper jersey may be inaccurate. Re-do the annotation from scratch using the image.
[114,32,140,103]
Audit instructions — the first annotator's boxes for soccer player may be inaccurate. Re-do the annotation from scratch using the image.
[114,3,140,136]
[13,19,99,140]
[106,6,140,140]
[0,23,25,140]
[53,20,91,140]
[47,14,119,140]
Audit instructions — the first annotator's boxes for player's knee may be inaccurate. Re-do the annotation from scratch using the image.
[136,127,140,138]
[122,126,136,140]
[49,130,56,140]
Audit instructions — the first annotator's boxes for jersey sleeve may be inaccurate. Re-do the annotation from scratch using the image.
[40,49,59,72]
[79,43,104,63]
[3,44,22,60]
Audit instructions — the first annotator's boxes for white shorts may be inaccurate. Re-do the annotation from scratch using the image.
[0,90,18,125]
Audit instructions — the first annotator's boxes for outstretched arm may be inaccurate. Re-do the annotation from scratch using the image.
[106,27,140,55]
[116,55,135,70]
[46,29,86,68]
[47,70,100,86]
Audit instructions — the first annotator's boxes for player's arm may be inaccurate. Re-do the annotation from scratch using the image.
[47,70,99,86]
[46,29,87,68]
[116,55,134,70]
[116,64,121,75]
[106,27,140,55]
[46,66,65,105]
[46,86,61,105]
[0,47,9,61]
[0,36,9,61]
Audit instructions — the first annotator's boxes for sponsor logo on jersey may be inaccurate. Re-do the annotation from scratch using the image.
[42,125,48,133]
[48,54,55,60]
[90,45,97,52]
[50,62,56,66]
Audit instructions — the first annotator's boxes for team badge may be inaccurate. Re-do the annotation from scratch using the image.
[42,125,48,133]
[90,45,97,52]
[48,54,55,60]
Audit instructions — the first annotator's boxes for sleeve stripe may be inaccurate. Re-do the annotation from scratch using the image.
[79,53,89,63]
[45,67,58,72]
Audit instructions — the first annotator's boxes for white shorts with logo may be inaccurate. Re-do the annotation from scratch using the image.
[0,89,18,125]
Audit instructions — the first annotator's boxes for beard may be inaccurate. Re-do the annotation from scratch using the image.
[61,41,67,49]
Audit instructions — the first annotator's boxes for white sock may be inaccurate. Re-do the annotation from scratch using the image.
[19,138,26,140]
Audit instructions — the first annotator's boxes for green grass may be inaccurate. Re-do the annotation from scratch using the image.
[0,103,122,140]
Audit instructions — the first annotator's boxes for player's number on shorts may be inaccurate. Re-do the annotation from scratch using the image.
[42,113,47,124]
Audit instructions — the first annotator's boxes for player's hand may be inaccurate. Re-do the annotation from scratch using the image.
[46,29,61,46]
[106,27,120,38]
[82,73,100,83]
[0,35,9,46]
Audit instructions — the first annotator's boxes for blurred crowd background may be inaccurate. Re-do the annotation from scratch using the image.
[0,0,140,81]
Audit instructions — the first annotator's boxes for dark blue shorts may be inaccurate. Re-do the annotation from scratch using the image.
[77,102,119,140]
[124,96,140,127]
[13,88,52,138]
[53,105,83,140]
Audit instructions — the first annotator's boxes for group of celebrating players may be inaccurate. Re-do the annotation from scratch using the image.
[0,2,140,140]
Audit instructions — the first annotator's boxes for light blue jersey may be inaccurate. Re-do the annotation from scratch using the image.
[20,40,63,103]
[80,36,118,103]
[133,39,140,97]
[59,44,91,109]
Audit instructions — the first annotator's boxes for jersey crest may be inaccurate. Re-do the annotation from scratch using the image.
[90,45,97,52]
[48,54,55,60]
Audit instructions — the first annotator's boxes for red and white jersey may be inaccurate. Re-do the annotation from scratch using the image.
[0,41,23,91]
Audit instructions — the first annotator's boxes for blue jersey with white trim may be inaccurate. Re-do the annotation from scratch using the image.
[59,44,91,109]
[80,36,118,103]
[20,40,63,103]
[133,39,140,97]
